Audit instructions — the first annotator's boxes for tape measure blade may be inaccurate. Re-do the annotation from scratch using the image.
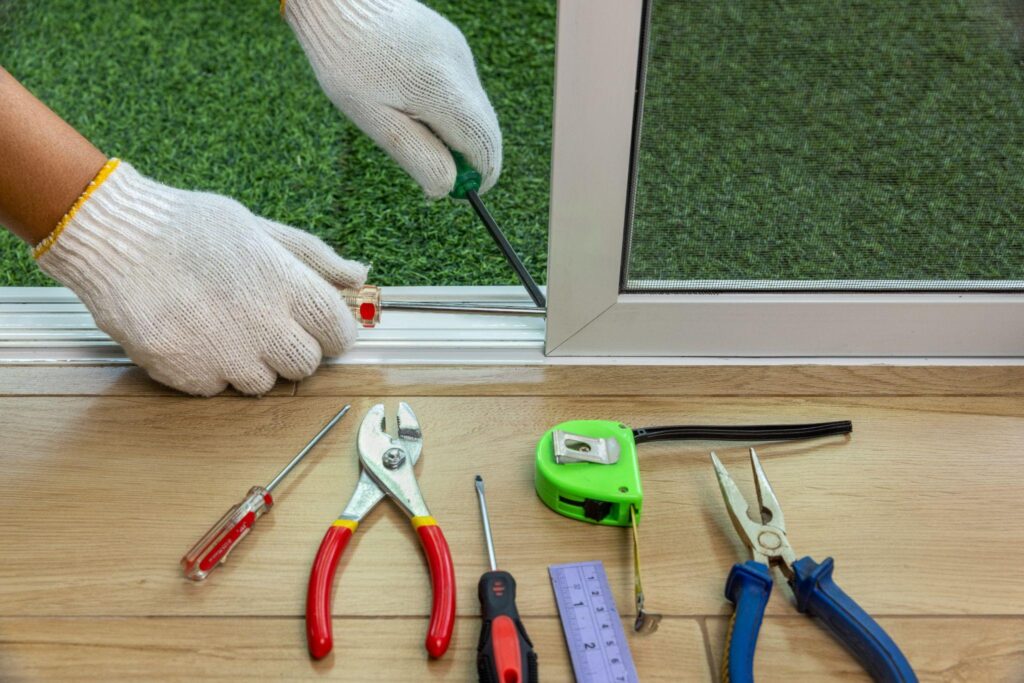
[549,561,640,683]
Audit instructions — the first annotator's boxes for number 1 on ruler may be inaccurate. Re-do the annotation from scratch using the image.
[550,561,640,683]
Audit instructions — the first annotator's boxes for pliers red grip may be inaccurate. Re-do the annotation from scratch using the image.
[306,402,456,660]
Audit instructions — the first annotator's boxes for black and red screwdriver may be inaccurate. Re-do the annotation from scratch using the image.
[474,475,538,683]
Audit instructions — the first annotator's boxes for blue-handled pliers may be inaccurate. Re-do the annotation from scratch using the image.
[711,449,917,683]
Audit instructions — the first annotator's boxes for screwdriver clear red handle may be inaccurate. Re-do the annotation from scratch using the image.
[180,405,350,581]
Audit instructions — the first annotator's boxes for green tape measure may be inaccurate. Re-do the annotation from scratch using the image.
[534,418,854,527]
[534,420,643,527]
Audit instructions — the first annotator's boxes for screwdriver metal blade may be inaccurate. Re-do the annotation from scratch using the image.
[466,190,547,309]
[475,475,498,571]
[266,405,350,492]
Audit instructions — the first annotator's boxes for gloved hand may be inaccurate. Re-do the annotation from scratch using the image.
[284,0,502,198]
[35,159,367,396]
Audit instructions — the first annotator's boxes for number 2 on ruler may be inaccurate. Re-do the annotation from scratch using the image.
[550,561,640,683]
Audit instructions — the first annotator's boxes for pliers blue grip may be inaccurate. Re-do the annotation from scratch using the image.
[713,450,917,683]
[791,556,917,682]
[723,561,773,682]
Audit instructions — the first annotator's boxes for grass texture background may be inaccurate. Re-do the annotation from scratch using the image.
[0,0,555,286]
[2,1,1023,288]
[628,0,1024,285]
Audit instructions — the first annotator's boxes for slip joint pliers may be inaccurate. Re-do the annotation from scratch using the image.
[306,402,456,660]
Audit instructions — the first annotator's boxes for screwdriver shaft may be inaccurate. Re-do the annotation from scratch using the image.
[466,191,547,309]
[474,475,498,571]
[266,405,350,492]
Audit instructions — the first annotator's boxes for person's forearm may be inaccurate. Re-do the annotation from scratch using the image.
[0,67,107,245]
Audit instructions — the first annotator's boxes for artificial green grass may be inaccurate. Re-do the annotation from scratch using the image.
[0,0,554,287]
[628,0,1024,285]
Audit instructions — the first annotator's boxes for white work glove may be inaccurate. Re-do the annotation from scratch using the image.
[285,0,502,198]
[35,160,367,396]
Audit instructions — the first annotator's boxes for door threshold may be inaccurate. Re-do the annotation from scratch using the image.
[3,287,1023,366]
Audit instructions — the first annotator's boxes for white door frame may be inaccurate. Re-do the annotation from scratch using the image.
[544,0,1024,357]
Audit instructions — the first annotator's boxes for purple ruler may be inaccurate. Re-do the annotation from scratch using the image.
[549,561,640,683]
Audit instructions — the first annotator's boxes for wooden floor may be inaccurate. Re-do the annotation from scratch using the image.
[1,365,1023,682]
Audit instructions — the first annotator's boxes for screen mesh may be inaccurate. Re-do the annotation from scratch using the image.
[624,0,1024,292]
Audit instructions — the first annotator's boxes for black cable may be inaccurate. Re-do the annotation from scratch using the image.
[632,420,852,445]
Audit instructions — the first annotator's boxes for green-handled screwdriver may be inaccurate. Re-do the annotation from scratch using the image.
[451,153,546,309]
[474,475,538,683]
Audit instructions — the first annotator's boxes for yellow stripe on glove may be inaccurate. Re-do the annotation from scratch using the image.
[34,158,121,259]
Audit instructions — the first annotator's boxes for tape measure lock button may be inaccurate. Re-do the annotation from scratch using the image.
[553,494,617,524]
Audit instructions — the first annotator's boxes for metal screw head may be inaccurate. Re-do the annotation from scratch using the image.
[382,447,406,470]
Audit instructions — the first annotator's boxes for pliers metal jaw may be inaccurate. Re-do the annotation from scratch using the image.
[357,402,430,519]
[712,450,798,578]
[306,403,456,661]
[712,449,917,683]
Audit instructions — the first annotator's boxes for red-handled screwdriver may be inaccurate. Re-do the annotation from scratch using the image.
[474,475,538,683]
[181,405,350,581]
